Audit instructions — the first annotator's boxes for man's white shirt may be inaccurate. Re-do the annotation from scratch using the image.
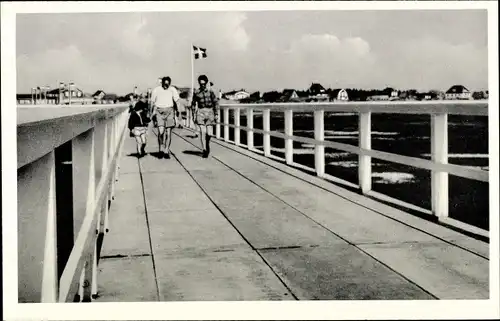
[151,86,179,108]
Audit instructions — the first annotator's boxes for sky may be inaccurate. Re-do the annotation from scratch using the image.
[16,9,489,95]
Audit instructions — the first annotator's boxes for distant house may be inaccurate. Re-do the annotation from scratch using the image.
[390,90,399,100]
[337,89,349,101]
[240,91,262,103]
[295,90,307,97]
[423,93,433,100]
[367,94,390,101]
[92,90,118,104]
[329,88,350,101]
[17,85,93,105]
[280,89,299,102]
[92,90,106,103]
[46,86,91,104]
[223,90,250,101]
[417,92,438,100]
[445,85,471,100]
[308,83,329,100]
[16,94,33,105]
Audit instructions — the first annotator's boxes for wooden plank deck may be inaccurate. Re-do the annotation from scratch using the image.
[94,127,489,301]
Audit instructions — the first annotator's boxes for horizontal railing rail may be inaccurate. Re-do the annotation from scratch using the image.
[219,100,488,115]
[215,101,489,236]
[17,104,129,303]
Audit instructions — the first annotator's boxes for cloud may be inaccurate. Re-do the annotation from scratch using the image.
[16,12,252,93]
[16,43,156,93]
[265,34,376,89]
[372,37,488,90]
[118,15,155,60]
[17,45,91,88]
[210,12,250,51]
[287,34,373,63]
[15,12,488,94]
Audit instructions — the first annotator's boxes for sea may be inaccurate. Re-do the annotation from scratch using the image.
[222,110,489,231]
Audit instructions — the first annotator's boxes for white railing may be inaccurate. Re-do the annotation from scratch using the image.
[17,104,129,303]
[216,101,489,234]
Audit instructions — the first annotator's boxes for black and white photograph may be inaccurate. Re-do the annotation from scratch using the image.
[2,1,499,320]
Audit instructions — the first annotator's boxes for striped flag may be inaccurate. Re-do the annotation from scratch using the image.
[193,45,207,59]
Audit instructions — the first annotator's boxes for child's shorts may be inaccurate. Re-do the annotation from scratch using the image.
[132,126,148,136]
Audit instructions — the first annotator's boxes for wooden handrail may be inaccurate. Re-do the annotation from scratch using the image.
[220,123,488,182]
[217,101,489,233]
[58,114,127,301]
[17,106,129,303]
[220,100,488,115]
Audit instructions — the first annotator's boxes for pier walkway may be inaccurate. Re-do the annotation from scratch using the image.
[95,127,488,301]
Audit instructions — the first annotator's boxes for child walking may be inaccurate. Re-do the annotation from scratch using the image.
[128,94,150,157]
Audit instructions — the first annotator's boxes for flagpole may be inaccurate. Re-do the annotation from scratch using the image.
[190,43,195,129]
[191,43,194,103]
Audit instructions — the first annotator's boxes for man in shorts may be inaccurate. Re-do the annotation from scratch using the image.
[151,76,180,159]
[191,75,219,158]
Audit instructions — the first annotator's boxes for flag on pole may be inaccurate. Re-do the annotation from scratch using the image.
[193,45,207,59]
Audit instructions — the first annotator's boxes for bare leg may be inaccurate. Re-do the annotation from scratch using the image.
[186,108,192,128]
[158,126,165,153]
[206,126,213,155]
[198,124,206,151]
[140,133,147,155]
[192,109,198,136]
[165,127,173,155]
[134,135,142,156]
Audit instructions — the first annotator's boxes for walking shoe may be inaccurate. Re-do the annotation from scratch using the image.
[202,150,209,158]
[164,151,171,159]
[140,144,146,156]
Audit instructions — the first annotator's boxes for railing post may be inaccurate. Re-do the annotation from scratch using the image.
[17,151,58,303]
[109,117,115,159]
[263,108,271,157]
[247,108,254,150]
[98,121,108,235]
[113,111,126,186]
[71,128,95,302]
[42,151,58,303]
[358,111,372,193]
[224,108,230,142]
[83,243,98,301]
[234,108,241,146]
[216,108,221,139]
[314,110,325,176]
[109,117,117,203]
[431,113,449,218]
[284,109,293,165]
